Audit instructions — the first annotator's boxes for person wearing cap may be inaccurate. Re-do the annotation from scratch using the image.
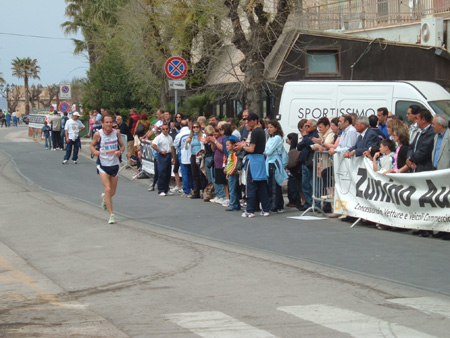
[234,112,271,218]
[62,112,85,165]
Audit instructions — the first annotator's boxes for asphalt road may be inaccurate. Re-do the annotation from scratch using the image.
[3,127,450,296]
[1,127,450,337]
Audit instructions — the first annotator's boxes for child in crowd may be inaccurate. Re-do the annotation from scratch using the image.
[373,139,396,173]
[42,121,52,149]
[225,139,240,211]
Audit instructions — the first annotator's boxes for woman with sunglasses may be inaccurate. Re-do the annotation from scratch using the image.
[175,113,183,130]
[186,122,207,199]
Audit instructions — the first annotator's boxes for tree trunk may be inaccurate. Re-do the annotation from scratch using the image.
[243,57,265,116]
[24,77,30,115]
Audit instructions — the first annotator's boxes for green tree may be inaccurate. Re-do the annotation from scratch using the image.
[81,42,141,110]
[115,0,224,107]
[11,57,40,115]
[224,0,293,114]
[62,0,130,65]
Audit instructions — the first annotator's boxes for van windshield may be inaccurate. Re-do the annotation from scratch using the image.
[429,100,450,119]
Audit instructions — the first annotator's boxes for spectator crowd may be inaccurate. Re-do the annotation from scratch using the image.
[39,106,450,236]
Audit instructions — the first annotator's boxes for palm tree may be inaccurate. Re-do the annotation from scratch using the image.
[11,57,40,115]
[61,0,129,65]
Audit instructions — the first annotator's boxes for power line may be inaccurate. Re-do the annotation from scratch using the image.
[0,32,73,41]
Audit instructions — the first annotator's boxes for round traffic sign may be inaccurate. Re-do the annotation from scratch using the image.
[59,101,70,113]
[61,85,70,94]
[165,56,188,80]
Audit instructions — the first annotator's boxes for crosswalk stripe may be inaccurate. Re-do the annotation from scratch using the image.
[278,304,437,338]
[388,297,450,318]
[166,311,277,338]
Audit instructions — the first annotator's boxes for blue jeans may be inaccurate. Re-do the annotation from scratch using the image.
[228,174,240,210]
[287,174,302,206]
[204,156,214,183]
[268,163,284,211]
[157,153,172,193]
[64,138,81,161]
[246,166,270,214]
[180,163,193,194]
[44,135,52,148]
[301,164,313,208]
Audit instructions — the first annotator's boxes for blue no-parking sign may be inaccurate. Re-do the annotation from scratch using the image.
[164,57,188,80]
[58,101,70,113]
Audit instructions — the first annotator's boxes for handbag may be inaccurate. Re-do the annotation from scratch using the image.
[135,122,145,137]
[203,182,215,202]
[279,146,289,168]
[235,150,246,171]
[133,134,141,147]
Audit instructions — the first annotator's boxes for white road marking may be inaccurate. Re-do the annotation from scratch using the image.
[389,297,450,318]
[166,311,277,338]
[278,304,437,338]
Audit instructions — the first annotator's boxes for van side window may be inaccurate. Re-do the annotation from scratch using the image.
[395,101,424,122]
[306,49,340,77]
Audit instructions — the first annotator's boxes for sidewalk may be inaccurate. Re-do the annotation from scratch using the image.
[0,149,128,337]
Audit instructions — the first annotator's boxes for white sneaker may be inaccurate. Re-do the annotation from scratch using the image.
[73,161,77,164]
[166,191,174,196]
[215,198,225,204]
[221,199,230,206]
[108,214,115,224]
[210,197,218,203]
[159,192,166,197]
[101,193,107,210]
[148,186,155,191]
[260,211,270,217]
[62,160,68,164]
[242,212,255,218]
[170,186,181,193]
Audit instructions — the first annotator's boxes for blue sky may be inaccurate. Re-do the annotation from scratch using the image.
[0,1,88,89]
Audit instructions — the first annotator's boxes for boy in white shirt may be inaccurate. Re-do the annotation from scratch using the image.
[373,139,396,173]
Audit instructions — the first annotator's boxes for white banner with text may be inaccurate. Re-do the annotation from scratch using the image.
[333,154,450,232]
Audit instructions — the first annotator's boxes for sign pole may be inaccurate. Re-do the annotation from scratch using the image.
[174,89,178,115]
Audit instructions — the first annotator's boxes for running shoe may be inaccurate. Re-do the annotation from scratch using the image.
[242,212,255,218]
[101,193,107,210]
[62,160,68,164]
[166,191,174,196]
[159,192,166,197]
[260,211,270,217]
[108,214,115,224]
[73,161,77,164]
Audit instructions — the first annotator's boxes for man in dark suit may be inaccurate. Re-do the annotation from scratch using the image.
[406,109,435,173]
[345,116,380,158]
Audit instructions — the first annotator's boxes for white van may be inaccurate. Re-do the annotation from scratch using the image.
[277,80,450,136]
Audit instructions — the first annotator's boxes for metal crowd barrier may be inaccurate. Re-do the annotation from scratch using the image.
[118,134,133,173]
[301,150,334,216]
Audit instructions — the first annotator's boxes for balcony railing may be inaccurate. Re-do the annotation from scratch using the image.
[292,0,450,31]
